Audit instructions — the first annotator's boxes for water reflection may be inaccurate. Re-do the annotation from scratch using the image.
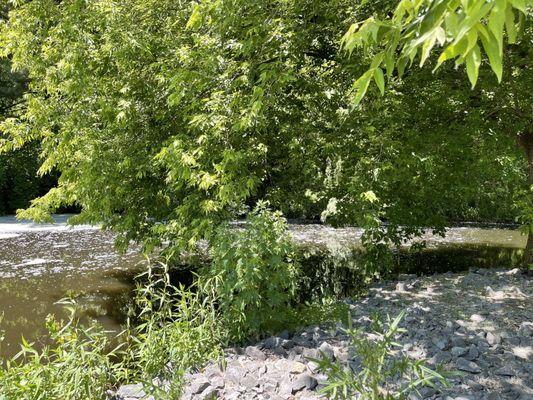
[0,215,143,358]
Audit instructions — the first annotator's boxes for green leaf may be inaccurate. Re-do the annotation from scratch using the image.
[505,6,517,44]
[488,0,506,55]
[479,30,503,82]
[465,45,481,88]
[509,0,526,13]
[351,70,373,106]
[374,67,385,95]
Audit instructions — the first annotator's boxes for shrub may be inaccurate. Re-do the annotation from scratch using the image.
[312,312,449,400]
[202,203,300,342]
[0,300,121,400]
[124,262,222,399]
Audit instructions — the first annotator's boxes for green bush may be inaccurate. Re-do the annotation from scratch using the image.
[124,262,222,399]
[0,300,121,400]
[313,312,450,400]
[202,203,300,342]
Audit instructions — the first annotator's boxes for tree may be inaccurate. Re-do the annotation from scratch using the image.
[0,0,527,266]
[341,0,532,265]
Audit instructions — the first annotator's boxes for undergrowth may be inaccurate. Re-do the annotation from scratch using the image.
[0,206,442,399]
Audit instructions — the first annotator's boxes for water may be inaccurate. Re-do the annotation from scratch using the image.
[0,215,527,359]
[0,215,144,358]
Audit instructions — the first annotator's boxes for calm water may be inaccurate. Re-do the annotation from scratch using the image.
[0,215,527,358]
[0,215,144,358]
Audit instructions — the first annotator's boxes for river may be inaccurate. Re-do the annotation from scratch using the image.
[0,215,527,358]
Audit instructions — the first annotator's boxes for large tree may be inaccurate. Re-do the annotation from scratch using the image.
[342,0,532,264]
[0,0,527,262]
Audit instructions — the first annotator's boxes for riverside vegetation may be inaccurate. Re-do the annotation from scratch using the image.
[0,208,452,399]
[0,0,532,399]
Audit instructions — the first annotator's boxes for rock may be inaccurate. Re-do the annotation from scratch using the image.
[470,314,486,323]
[396,282,407,292]
[451,347,468,357]
[291,374,318,393]
[199,386,218,400]
[494,366,516,376]
[279,330,290,340]
[302,348,319,359]
[318,342,335,360]
[465,345,479,361]
[456,357,481,373]
[241,374,259,388]
[262,336,283,349]
[518,322,533,337]
[281,339,295,349]
[486,393,501,400]
[115,384,148,400]
[211,376,225,389]
[290,361,307,374]
[486,332,501,346]
[190,380,211,395]
[245,346,266,361]
[433,337,450,350]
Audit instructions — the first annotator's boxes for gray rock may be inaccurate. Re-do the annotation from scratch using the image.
[241,374,259,388]
[115,384,147,399]
[199,386,218,400]
[190,380,211,395]
[245,346,266,361]
[318,342,335,360]
[518,322,533,337]
[465,345,479,361]
[456,357,481,373]
[262,336,283,349]
[433,337,450,351]
[486,332,501,346]
[451,347,468,357]
[279,330,290,339]
[494,366,516,376]
[291,374,318,393]
[281,339,294,349]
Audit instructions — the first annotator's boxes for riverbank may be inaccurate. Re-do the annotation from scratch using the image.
[113,268,532,400]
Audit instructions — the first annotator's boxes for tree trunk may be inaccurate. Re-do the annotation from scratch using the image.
[518,131,533,268]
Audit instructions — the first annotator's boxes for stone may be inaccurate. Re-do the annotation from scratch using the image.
[281,339,295,349]
[433,337,450,350]
[262,336,283,349]
[456,357,481,373]
[241,375,259,388]
[470,314,486,323]
[190,380,211,395]
[465,345,479,361]
[518,322,533,337]
[199,387,219,400]
[318,342,335,360]
[451,347,468,357]
[486,332,501,346]
[245,346,266,361]
[290,361,307,374]
[116,384,147,399]
[279,330,290,340]
[494,366,516,376]
[291,374,318,393]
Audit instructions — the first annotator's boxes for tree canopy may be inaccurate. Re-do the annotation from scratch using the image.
[0,0,530,263]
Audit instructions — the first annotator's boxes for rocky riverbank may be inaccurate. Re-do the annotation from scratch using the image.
[114,268,532,400]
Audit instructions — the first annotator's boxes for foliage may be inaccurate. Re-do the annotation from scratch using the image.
[201,204,300,341]
[0,300,121,400]
[312,312,450,400]
[342,0,532,102]
[122,261,223,399]
[0,0,527,257]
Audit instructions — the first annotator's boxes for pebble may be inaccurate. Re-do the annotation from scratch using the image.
[112,268,532,400]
